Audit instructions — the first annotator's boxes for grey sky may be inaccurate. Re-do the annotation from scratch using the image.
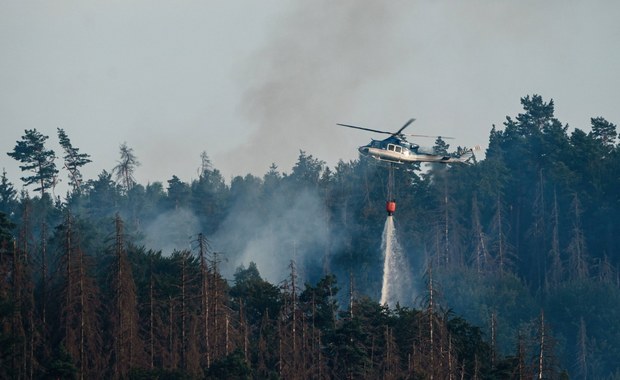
[1,1,619,195]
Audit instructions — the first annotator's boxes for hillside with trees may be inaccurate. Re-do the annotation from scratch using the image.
[1,95,619,378]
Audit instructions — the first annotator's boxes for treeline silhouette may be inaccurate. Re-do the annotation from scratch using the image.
[1,94,619,378]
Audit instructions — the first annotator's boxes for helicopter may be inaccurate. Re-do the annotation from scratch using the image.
[337,118,475,165]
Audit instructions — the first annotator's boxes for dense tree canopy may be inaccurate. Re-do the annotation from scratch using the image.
[0,95,618,378]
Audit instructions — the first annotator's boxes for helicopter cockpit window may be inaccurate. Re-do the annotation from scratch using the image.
[387,144,403,153]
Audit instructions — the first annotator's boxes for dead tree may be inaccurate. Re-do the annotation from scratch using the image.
[567,194,590,281]
[471,194,491,274]
[196,233,211,368]
[109,214,143,378]
[56,211,102,379]
[546,189,563,289]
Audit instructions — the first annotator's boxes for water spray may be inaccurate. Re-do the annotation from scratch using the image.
[380,163,413,306]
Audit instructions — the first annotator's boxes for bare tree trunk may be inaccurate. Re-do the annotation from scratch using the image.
[40,223,47,328]
[180,251,187,371]
[211,252,220,360]
[110,214,143,378]
[78,242,85,380]
[490,311,497,367]
[290,260,298,374]
[537,311,545,380]
[448,335,453,380]
[576,317,589,380]
[11,237,26,379]
[568,194,590,280]
[517,333,526,380]
[148,256,154,370]
[443,182,450,267]
[15,201,36,380]
[471,194,490,274]
[428,266,435,380]
[167,296,176,369]
[531,168,547,289]
[491,192,511,275]
[547,189,563,289]
[497,196,505,274]
[239,300,248,362]
[198,233,210,367]
[115,217,123,378]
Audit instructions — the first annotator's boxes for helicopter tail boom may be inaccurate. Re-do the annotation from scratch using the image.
[451,147,477,164]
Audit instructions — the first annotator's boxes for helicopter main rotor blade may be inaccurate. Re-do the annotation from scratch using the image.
[405,133,455,140]
[337,123,393,135]
[394,118,416,135]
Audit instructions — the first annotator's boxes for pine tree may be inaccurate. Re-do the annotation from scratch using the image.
[489,192,513,275]
[166,175,190,211]
[112,143,140,193]
[13,198,37,379]
[207,251,234,363]
[196,233,211,369]
[0,169,18,216]
[575,317,590,380]
[7,129,58,198]
[57,128,91,194]
[567,194,589,281]
[8,131,58,345]
[107,214,144,378]
[589,117,617,152]
[54,211,102,379]
[535,310,561,379]
[546,189,564,289]
[470,193,492,274]
[278,260,304,379]
[382,325,401,380]
[0,212,16,378]
[527,168,547,289]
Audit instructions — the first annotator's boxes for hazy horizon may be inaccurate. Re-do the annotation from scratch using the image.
[2,1,619,195]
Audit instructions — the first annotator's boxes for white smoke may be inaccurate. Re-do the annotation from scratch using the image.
[214,187,331,284]
[141,207,200,254]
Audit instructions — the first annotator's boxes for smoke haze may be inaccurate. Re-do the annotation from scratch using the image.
[1,1,618,193]
[214,187,332,285]
[142,207,201,254]
[219,1,406,176]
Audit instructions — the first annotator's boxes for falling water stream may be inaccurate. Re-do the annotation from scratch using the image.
[380,215,412,306]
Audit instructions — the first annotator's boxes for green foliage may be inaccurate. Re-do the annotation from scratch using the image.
[4,94,620,377]
[299,274,339,332]
[129,368,192,380]
[231,262,282,326]
[290,150,325,187]
[0,169,17,216]
[204,349,251,380]
[545,280,620,378]
[166,175,191,210]
[0,211,15,243]
[7,129,58,196]
[57,128,92,193]
[590,116,617,150]
[45,345,77,379]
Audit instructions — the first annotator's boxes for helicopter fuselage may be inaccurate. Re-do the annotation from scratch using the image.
[358,136,469,164]
[337,119,474,165]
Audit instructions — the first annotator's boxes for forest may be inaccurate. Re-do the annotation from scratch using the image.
[1,94,619,379]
